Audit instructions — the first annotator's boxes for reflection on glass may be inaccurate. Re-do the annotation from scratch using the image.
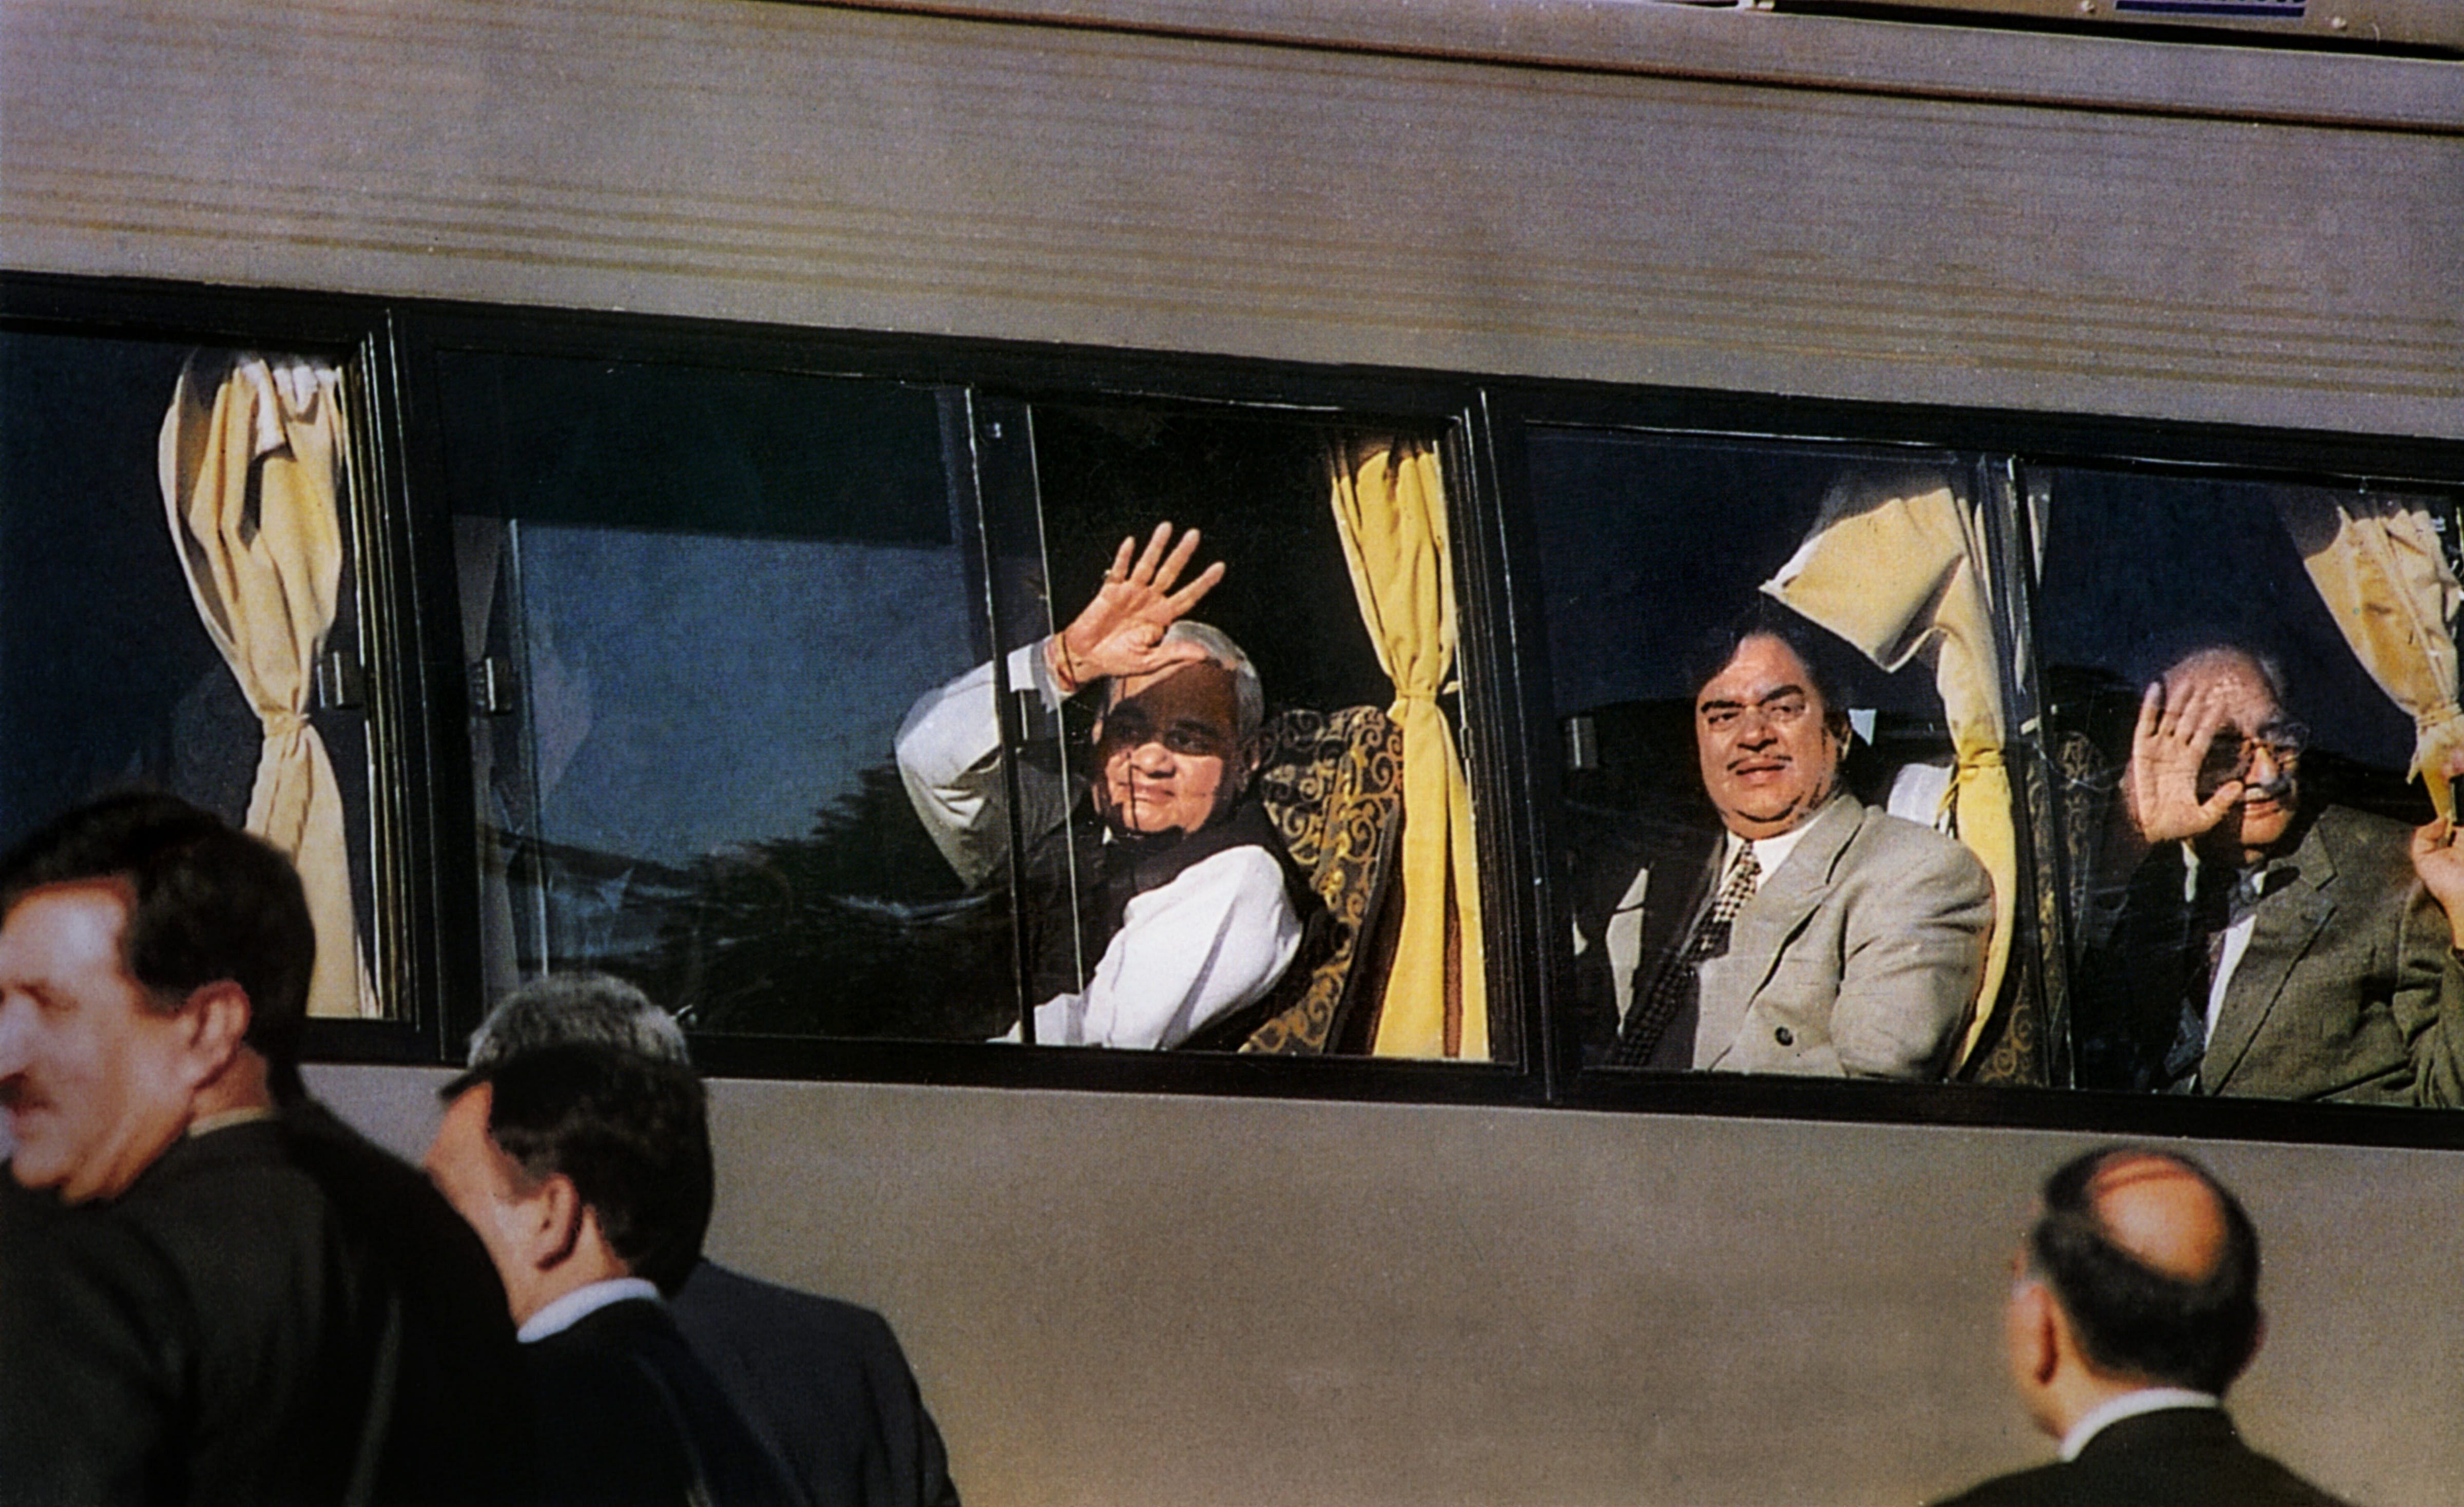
[2037,470,2463,1105]
[444,353,1012,1039]
[1529,432,2017,1082]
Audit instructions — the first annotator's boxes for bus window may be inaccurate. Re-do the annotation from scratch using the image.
[437,355,1472,1057]
[2033,467,2462,1106]
[1528,429,2023,1083]
[437,351,1015,1041]
[1016,405,1427,1056]
[0,331,383,1020]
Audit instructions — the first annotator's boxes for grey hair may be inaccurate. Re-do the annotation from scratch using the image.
[2140,637,2290,707]
[466,971,690,1070]
[1157,620,1265,744]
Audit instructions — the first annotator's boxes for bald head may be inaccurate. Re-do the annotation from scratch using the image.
[2027,1146,2263,1396]
[2082,1151,2233,1284]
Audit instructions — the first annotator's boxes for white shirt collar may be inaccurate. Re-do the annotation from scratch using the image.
[517,1276,663,1343]
[1722,800,1827,883]
[2058,1387,2221,1461]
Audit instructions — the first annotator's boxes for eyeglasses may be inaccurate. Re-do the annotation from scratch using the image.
[2201,721,2309,784]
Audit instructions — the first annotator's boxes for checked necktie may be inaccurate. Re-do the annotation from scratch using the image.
[1613,844,1759,1067]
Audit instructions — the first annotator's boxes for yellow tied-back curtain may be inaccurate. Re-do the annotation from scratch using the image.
[1761,470,2014,1072]
[2274,489,2464,822]
[159,354,376,1019]
[1327,436,1488,1060]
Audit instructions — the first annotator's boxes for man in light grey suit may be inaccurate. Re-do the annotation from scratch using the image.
[2073,643,2460,1104]
[1608,614,1994,1077]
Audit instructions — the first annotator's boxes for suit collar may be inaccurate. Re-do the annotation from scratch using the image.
[519,1275,663,1343]
[2060,1388,2222,1460]
[1739,794,1861,917]
[2067,1399,2240,1462]
[1725,805,1824,886]
[1698,797,1868,1066]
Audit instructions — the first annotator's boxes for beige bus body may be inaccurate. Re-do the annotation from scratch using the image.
[10,2,2462,1502]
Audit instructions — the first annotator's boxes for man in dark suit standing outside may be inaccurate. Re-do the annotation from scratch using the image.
[464,972,963,1507]
[1936,1145,2352,1507]
[426,1041,798,1507]
[0,792,531,1505]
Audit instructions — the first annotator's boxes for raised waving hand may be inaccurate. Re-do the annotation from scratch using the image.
[1046,523,1226,694]
[2121,678,2245,846]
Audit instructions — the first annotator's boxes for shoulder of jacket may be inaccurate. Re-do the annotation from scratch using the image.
[2313,801,2413,859]
[1844,802,1984,874]
[2301,803,2425,904]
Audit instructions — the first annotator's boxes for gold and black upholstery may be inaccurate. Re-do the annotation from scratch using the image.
[1215,704,1404,1055]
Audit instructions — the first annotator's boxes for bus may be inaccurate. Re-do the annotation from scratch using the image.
[5,1,2460,1501]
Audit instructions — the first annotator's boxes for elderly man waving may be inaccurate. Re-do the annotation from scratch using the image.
[897,523,1304,1049]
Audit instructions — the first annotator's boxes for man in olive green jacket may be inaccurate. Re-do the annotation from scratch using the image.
[2073,645,2460,1104]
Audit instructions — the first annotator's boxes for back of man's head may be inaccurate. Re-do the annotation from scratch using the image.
[2028,1146,2263,1396]
[467,972,689,1071]
[0,790,315,1103]
[453,1043,713,1294]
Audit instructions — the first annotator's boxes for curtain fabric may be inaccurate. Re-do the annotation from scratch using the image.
[1326,437,1488,1060]
[1762,470,2015,1071]
[2274,489,2464,822]
[160,354,376,1018]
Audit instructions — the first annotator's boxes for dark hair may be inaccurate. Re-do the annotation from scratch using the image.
[0,790,315,1103]
[1682,600,1853,739]
[2027,1146,2263,1396]
[446,1044,713,1295]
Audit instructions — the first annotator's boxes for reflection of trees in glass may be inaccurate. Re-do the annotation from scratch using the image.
[622,762,1015,1040]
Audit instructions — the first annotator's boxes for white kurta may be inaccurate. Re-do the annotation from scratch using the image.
[894,640,1301,1048]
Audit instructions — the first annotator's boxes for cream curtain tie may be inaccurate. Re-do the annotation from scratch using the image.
[1939,746,2007,829]
[2413,703,2464,818]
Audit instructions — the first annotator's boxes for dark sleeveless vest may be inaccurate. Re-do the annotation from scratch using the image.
[1024,797,1312,1005]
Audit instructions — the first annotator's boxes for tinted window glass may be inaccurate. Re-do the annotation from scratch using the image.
[2034,468,2460,1105]
[440,351,1014,1039]
[0,330,382,1016]
[1528,429,2013,1082]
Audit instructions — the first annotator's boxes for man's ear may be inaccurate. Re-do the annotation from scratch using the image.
[521,1173,587,1276]
[175,979,253,1088]
[2013,1280,2062,1386]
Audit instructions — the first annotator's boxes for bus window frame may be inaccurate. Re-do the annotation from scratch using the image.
[0,274,441,1064]
[1483,380,2464,1150]
[11,269,2464,1151]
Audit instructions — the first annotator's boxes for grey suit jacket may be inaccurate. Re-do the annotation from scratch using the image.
[1672,795,1993,1078]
